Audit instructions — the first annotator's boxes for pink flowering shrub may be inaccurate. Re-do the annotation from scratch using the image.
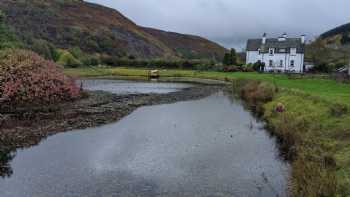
[0,49,80,106]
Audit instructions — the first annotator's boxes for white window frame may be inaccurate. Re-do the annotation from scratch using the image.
[269,48,274,56]
[269,60,273,67]
[279,60,284,67]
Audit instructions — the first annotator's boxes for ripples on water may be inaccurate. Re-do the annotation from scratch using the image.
[0,80,289,197]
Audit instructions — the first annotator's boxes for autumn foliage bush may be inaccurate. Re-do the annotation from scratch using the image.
[0,49,80,106]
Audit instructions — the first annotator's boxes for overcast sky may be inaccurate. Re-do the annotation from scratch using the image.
[86,0,350,50]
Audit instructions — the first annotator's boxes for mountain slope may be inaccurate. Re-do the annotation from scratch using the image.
[305,22,350,68]
[319,23,350,47]
[0,0,227,60]
[142,27,227,60]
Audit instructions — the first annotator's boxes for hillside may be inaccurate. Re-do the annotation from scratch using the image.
[305,22,350,69]
[0,0,227,60]
[320,23,350,46]
[142,27,227,60]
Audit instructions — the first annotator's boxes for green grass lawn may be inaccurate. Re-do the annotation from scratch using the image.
[65,67,350,105]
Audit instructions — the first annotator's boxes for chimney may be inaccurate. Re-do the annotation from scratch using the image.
[262,33,267,44]
[278,33,287,42]
[283,33,287,38]
[301,35,306,44]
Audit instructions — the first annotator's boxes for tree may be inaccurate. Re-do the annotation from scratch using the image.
[340,32,350,45]
[230,48,237,65]
[30,39,54,60]
[222,48,238,65]
[0,11,5,24]
[69,47,84,59]
[223,53,231,65]
[56,49,82,68]
[0,11,22,50]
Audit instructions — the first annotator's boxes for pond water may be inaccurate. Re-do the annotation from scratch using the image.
[80,79,193,94]
[0,80,289,197]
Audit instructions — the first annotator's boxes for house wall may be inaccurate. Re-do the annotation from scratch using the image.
[246,51,304,73]
[246,51,260,64]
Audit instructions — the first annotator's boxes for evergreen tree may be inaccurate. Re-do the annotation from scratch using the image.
[230,48,237,65]
[223,53,231,65]
[0,11,4,24]
[222,48,238,65]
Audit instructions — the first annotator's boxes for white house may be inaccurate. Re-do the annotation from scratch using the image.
[246,33,306,73]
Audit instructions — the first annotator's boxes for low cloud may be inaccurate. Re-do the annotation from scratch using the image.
[87,0,350,50]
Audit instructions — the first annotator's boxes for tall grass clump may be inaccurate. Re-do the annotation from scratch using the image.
[0,49,80,106]
[239,80,277,114]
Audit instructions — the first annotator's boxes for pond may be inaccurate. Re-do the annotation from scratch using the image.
[0,80,289,197]
[79,79,193,94]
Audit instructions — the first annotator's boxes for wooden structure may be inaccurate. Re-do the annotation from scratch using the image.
[148,70,160,79]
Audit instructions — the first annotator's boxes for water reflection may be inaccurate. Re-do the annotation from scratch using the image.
[0,80,193,179]
[0,90,289,197]
[0,151,14,178]
[80,79,193,95]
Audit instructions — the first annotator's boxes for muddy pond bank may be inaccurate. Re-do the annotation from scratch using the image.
[0,82,219,177]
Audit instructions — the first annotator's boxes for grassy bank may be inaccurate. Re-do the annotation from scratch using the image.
[65,67,350,196]
[237,80,350,196]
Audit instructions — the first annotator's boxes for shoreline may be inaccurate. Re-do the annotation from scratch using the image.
[1,73,349,196]
[0,83,220,177]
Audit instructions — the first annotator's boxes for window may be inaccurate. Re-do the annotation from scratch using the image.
[269,60,273,67]
[290,48,297,56]
[279,60,284,67]
[290,60,295,67]
[269,48,274,55]
[258,48,261,54]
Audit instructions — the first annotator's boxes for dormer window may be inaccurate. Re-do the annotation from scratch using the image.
[290,48,297,56]
[278,37,286,42]
[269,48,274,55]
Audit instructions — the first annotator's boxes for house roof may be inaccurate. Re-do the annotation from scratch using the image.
[247,38,305,53]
